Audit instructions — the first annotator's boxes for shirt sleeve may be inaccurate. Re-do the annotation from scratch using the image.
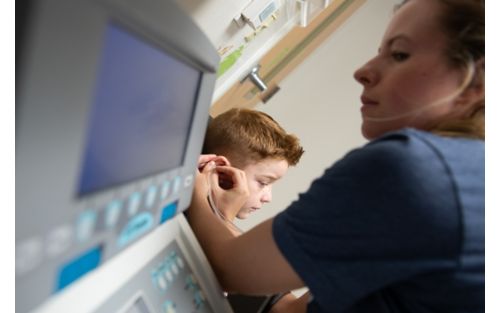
[272,131,461,312]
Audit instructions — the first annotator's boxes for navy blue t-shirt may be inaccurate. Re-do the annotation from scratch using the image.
[272,128,484,313]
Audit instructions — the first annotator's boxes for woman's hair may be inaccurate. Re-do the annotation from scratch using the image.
[202,108,304,167]
[398,0,485,139]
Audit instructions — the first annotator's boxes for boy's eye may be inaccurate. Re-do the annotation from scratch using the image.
[258,181,269,187]
[391,52,409,61]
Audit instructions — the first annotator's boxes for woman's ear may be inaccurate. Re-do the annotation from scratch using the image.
[456,57,485,106]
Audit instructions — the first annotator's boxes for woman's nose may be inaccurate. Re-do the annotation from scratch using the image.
[354,62,378,87]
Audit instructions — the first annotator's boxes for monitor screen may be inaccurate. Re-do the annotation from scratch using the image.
[78,23,202,196]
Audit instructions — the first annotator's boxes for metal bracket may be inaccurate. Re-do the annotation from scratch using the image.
[242,64,268,91]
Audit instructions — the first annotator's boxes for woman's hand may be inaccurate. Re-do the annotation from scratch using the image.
[207,164,249,220]
[193,154,230,202]
[192,154,248,219]
[198,154,230,171]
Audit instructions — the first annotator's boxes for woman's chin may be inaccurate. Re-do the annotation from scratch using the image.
[236,211,252,220]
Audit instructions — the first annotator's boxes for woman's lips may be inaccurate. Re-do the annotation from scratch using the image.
[360,96,378,113]
[361,95,378,106]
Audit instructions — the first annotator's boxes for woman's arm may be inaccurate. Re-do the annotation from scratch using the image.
[187,161,304,294]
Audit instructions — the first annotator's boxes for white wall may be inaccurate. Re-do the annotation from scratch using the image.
[235,0,400,230]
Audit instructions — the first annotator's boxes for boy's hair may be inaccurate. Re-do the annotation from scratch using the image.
[202,108,304,167]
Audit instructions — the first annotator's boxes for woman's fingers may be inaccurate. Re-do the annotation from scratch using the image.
[214,166,249,197]
[198,154,217,171]
[213,155,231,167]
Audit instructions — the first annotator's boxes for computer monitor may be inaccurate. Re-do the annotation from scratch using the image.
[16,0,220,312]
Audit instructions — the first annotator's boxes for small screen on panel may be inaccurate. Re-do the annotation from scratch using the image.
[78,23,201,196]
[124,297,151,313]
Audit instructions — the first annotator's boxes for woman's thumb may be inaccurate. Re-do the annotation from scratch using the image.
[201,161,216,173]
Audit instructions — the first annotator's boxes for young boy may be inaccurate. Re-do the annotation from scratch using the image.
[200,108,307,312]
[201,108,304,230]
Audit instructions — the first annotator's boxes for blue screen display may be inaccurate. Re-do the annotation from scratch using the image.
[56,245,102,291]
[78,24,201,195]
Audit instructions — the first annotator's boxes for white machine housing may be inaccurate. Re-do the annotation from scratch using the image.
[16,0,232,312]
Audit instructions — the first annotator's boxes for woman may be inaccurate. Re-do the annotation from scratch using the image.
[188,0,485,312]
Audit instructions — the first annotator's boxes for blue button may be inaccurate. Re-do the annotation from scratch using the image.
[117,212,154,248]
[56,246,102,291]
[163,300,176,313]
[194,290,206,309]
[160,202,178,224]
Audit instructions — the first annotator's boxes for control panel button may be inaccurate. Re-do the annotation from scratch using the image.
[56,245,102,291]
[164,269,174,283]
[171,262,179,275]
[157,275,167,291]
[105,200,122,229]
[159,202,177,224]
[76,210,97,242]
[194,290,206,309]
[176,255,185,269]
[162,300,176,313]
[16,237,43,275]
[117,212,154,248]
[160,180,170,201]
[145,185,158,209]
[127,192,142,216]
[185,273,198,290]
[46,224,74,257]
[151,270,161,291]
[184,174,193,187]
[172,176,181,195]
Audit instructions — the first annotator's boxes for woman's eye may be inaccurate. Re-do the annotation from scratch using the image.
[391,51,409,61]
[258,181,269,187]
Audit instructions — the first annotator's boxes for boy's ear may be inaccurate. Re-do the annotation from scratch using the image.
[456,57,485,106]
[213,155,231,167]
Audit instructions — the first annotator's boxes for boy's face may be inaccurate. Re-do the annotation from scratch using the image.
[236,158,289,219]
